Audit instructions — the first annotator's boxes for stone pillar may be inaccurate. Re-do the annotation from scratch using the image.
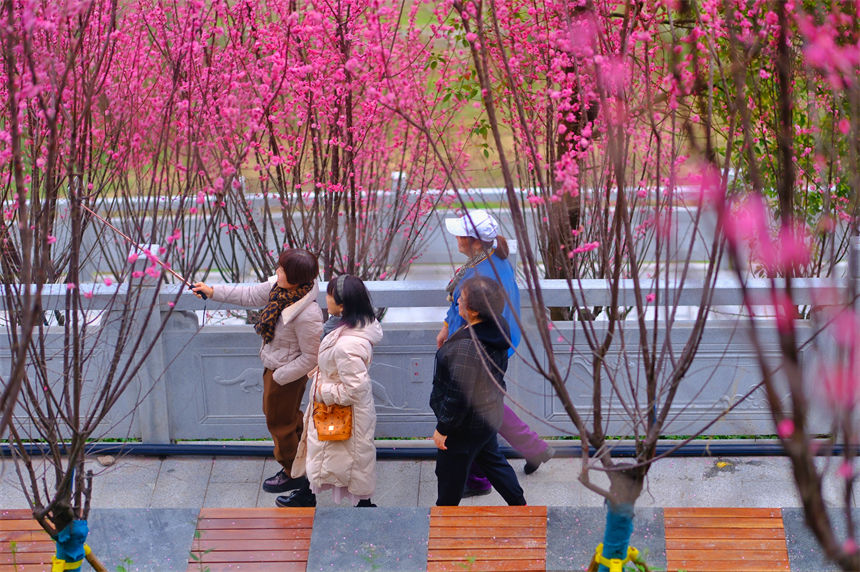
[850,235,860,312]
[131,245,172,444]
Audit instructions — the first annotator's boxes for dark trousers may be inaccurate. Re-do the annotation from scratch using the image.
[435,428,526,506]
[262,369,308,473]
[468,404,549,489]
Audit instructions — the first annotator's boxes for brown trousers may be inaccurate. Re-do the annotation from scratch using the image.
[262,369,308,472]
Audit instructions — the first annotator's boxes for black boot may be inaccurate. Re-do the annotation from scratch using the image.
[263,470,309,493]
[524,445,556,475]
[276,486,316,507]
[355,499,377,507]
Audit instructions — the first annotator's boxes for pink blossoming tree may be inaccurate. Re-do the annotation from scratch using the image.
[439,0,858,569]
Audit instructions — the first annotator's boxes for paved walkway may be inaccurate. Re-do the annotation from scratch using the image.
[2,442,849,510]
[0,442,851,570]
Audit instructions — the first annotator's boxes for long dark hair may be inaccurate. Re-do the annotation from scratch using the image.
[327,275,375,328]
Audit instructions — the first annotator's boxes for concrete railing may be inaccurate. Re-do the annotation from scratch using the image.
[2,273,851,444]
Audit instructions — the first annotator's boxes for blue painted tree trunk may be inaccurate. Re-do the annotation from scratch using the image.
[598,501,635,572]
[55,519,89,568]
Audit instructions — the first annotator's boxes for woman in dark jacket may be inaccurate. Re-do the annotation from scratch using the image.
[430,275,526,506]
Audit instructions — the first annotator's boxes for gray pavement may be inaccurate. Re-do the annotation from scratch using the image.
[0,442,850,571]
[1,441,850,510]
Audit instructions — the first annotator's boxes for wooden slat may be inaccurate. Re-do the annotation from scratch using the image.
[193,549,309,563]
[427,559,546,571]
[668,559,789,571]
[666,538,788,550]
[429,515,545,528]
[0,520,42,531]
[0,552,54,565]
[428,506,546,571]
[664,516,784,529]
[0,509,55,571]
[664,507,790,572]
[665,526,786,540]
[429,537,545,549]
[188,507,314,571]
[0,530,54,542]
[198,507,315,518]
[429,525,546,539]
[194,528,312,541]
[204,562,307,572]
[664,507,782,518]
[0,540,55,553]
[431,506,546,517]
[670,548,791,560]
[194,517,314,529]
[429,548,545,560]
[0,510,36,519]
[195,538,310,551]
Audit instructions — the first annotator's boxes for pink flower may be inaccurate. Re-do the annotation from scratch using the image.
[104,278,113,286]
[844,539,858,555]
[66,283,76,291]
[838,118,851,135]
[832,310,856,347]
[572,241,600,254]
[823,367,856,411]
[777,223,810,271]
[776,418,794,439]
[127,253,139,264]
[771,291,795,334]
[132,271,144,278]
[646,292,656,303]
[168,301,175,308]
[687,163,723,207]
[47,235,57,244]
[599,57,629,95]
[83,291,93,299]
[724,195,777,270]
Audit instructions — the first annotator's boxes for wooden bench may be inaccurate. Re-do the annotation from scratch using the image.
[0,509,53,571]
[187,507,314,572]
[664,507,790,571]
[428,505,547,571]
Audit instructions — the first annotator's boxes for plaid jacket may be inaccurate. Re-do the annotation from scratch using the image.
[430,319,510,435]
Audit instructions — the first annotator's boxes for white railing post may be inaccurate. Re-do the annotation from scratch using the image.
[131,245,172,444]
[850,235,860,313]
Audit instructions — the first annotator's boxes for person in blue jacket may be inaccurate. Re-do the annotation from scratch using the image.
[436,210,554,497]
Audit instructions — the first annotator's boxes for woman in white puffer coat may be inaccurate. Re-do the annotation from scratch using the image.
[280,274,383,508]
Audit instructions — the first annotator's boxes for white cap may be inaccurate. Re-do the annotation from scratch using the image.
[444,210,499,243]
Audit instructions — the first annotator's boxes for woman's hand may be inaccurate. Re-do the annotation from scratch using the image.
[192,282,213,299]
[436,323,449,349]
[433,429,447,450]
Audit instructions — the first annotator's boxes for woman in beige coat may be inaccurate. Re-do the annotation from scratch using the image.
[192,249,323,497]
[279,275,383,507]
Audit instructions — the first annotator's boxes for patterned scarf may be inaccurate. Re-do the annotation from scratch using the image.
[445,249,492,302]
[255,281,314,344]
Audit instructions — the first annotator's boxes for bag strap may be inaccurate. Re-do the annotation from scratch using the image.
[312,369,321,403]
